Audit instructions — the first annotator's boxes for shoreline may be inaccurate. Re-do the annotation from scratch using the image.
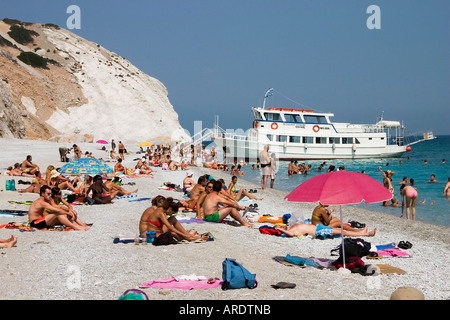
[0,138,449,300]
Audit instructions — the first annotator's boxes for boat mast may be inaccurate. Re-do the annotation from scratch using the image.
[262,88,274,109]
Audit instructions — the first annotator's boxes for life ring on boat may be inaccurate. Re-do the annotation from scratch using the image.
[313,125,320,133]
[271,122,278,130]
[253,121,259,129]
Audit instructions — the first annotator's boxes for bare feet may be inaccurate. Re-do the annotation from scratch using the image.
[368,228,377,237]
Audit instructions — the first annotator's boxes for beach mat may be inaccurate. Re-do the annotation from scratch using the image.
[375,264,406,274]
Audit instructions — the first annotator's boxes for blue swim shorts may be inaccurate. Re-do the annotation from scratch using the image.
[315,224,334,238]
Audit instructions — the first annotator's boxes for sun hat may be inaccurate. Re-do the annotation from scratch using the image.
[50,169,60,179]
[186,170,194,176]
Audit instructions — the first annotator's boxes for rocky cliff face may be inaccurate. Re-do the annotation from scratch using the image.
[0,19,190,144]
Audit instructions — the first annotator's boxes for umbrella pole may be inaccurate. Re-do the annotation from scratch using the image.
[340,205,345,269]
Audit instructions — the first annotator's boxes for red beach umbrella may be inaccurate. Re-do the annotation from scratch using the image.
[284,170,392,267]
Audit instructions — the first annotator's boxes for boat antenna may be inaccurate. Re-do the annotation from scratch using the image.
[262,88,273,109]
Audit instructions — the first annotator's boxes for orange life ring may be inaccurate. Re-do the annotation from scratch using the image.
[271,122,278,130]
[313,125,320,133]
[253,121,259,129]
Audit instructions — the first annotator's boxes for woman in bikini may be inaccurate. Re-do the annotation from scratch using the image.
[139,196,204,241]
[227,176,262,201]
[401,185,418,220]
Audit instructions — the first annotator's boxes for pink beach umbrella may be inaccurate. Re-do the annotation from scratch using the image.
[284,170,392,267]
[96,140,108,144]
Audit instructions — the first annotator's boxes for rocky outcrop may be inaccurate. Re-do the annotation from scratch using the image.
[0,19,190,144]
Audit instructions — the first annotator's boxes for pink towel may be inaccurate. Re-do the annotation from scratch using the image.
[140,277,223,290]
[376,248,412,258]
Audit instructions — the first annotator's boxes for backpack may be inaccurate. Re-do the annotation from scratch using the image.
[221,258,257,290]
[152,231,178,246]
[6,179,15,191]
[332,238,371,263]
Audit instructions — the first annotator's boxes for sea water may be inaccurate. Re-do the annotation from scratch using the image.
[230,135,450,227]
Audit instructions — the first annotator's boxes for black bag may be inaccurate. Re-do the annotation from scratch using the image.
[85,197,95,205]
[152,232,178,246]
[332,238,371,263]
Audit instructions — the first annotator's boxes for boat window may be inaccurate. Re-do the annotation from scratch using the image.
[355,138,360,144]
[266,134,273,141]
[315,137,327,144]
[284,114,301,123]
[304,115,326,124]
[329,137,340,144]
[342,137,353,144]
[289,136,301,143]
[264,113,281,121]
[277,135,287,142]
[254,112,263,121]
[303,136,313,144]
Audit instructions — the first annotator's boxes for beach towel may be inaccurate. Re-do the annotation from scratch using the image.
[376,248,412,258]
[0,210,28,218]
[257,216,283,224]
[128,197,152,202]
[0,222,71,232]
[7,200,33,205]
[140,276,222,290]
[375,264,407,274]
[115,194,138,199]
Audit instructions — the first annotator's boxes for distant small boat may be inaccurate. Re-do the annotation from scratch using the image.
[423,132,437,140]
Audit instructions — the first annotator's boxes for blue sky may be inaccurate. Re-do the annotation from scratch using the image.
[2,0,449,136]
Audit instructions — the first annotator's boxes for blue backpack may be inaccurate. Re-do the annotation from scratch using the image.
[221,258,257,290]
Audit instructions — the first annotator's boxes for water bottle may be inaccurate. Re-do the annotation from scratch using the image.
[134,234,140,245]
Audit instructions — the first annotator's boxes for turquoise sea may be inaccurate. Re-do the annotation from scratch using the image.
[229,135,450,227]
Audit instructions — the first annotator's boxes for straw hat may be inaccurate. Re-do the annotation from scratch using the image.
[106,173,114,180]
[50,169,60,179]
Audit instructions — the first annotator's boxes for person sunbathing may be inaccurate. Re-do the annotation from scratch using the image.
[275,222,376,238]
[227,176,262,201]
[0,235,17,248]
[86,175,112,204]
[311,203,367,232]
[50,187,90,230]
[114,158,127,174]
[202,180,253,227]
[28,185,89,230]
[179,175,208,210]
[48,170,77,192]
[7,163,35,177]
[183,171,196,193]
[20,155,40,175]
[104,174,137,198]
[139,196,203,241]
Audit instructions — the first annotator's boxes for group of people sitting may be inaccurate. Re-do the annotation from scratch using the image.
[179,173,263,226]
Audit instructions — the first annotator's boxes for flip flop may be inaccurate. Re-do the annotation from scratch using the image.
[367,252,382,259]
[271,282,296,289]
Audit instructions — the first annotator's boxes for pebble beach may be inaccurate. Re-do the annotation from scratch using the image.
[0,138,449,301]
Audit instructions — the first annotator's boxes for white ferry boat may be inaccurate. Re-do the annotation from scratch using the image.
[211,89,411,161]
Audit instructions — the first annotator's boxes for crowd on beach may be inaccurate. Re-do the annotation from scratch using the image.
[2,140,449,251]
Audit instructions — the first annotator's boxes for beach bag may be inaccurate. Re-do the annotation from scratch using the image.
[221,258,257,290]
[85,197,95,205]
[6,179,15,191]
[332,238,371,264]
[152,231,178,246]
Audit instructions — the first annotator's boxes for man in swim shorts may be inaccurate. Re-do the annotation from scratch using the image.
[203,181,253,227]
[275,223,376,238]
[28,185,89,231]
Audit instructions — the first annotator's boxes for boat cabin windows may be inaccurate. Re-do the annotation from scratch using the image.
[315,137,327,144]
[264,112,281,121]
[303,136,314,144]
[277,135,288,142]
[284,114,301,123]
[329,137,340,144]
[289,136,301,143]
[304,115,327,124]
[266,134,274,141]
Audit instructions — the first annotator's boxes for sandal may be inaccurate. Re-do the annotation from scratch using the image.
[367,252,382,259]
[271,282,296,289]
